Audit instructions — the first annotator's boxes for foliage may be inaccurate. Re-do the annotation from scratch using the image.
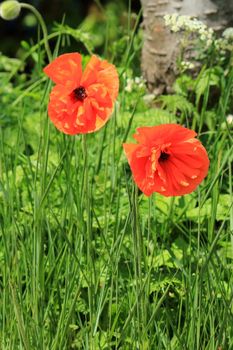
[0,7,233,350]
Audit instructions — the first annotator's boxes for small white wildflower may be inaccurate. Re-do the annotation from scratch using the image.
[180,60,194,71]
[215,39,221,49]
[207,31,214,40]
[125,78,133,93]
[122,72,127,79]
[206,40,212,47]
[222,28,233,41]
[164,13,215,47]
[164,13,180,31]
[226,114,233,124]
[209,28,214,35]
[143,93,155,104]
[138,83,145,89]
[134,76,146,86]
[200,34,206,41]
[164,14,170,26]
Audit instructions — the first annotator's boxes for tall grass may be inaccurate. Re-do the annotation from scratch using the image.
[0,4,233,350]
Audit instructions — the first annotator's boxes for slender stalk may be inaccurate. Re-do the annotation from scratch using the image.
[20,3,52,62]
[132,184,146,346]
[82,134,94,348]
[9,281,30,350]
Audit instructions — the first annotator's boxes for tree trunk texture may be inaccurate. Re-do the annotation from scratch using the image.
[140,0,233,94]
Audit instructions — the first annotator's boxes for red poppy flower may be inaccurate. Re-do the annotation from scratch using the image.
[43,53,119,134]
[123,124,209,197]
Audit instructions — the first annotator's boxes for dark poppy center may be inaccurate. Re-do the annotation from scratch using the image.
[159,152,170,162]
[73,86,87,101]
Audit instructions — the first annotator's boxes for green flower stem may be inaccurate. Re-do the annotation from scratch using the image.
[20,2,52,62]
[82,134,95,344]
[132,184,146,343]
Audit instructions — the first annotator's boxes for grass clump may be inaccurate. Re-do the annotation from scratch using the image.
[0,4,233,350]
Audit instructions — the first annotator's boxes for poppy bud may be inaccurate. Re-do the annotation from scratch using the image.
[0,0,21,21]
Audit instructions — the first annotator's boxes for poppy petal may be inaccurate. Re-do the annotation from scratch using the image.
[133,124,196,145]
[81,55,119,101]
[44,53,82,89]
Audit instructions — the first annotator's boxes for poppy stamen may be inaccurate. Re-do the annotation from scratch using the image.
[159,151,170,162]
[73,86,87,101]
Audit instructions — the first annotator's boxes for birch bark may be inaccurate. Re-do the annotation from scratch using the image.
[140,0,233,93]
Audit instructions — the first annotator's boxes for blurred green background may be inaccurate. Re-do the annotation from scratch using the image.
[0,0,141,57]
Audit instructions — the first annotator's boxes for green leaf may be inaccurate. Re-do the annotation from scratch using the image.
[195,67,223,104]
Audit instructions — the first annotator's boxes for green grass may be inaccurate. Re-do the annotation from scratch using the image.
[0,7,233,350]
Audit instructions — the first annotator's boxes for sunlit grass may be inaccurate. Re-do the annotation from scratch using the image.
[0,5,233,350]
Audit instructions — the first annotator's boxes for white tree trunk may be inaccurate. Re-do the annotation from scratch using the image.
[140,0,233,94]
